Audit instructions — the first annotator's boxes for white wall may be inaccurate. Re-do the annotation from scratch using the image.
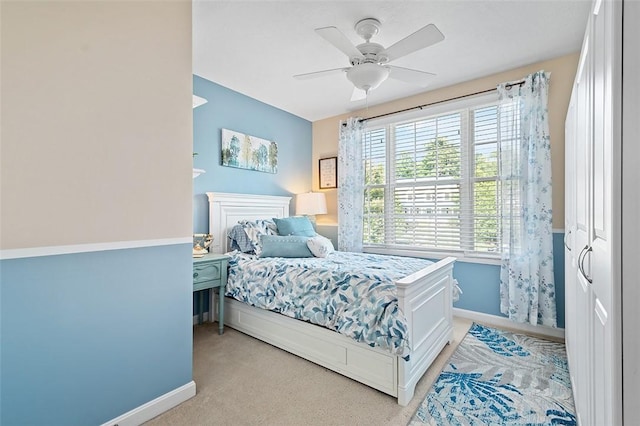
[1,1,193,250]
[0,2,194,424]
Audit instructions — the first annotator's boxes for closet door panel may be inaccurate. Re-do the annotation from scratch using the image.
[590,0,616,423]
[590,0,612,312]
[592,297,610,426]
[574,35,591,270]
[564,95,578,379]
[575,272,593,425]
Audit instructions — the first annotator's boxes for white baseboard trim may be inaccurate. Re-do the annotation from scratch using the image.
[453,308,565,340]
[101,380,196,426]
[192,312,211,325]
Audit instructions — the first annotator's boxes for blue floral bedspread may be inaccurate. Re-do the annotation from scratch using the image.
[225,251,434,355]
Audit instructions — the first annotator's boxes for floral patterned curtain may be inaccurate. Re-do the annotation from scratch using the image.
[338,117,364,252]
[498,71,557,327]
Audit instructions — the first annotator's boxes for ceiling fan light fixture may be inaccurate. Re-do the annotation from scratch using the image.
[300,19,443,98]
[346,63,389,92]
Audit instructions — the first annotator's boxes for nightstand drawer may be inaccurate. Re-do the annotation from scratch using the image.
[193,279,221,292]
[193,262,221,283]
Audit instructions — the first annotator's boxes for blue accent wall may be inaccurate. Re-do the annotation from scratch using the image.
[553,233,566,328]
[453,232,566,328]
[192,75,312,234]
[1,244,193,425]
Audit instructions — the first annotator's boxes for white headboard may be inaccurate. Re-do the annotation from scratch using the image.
[206,192,291,254]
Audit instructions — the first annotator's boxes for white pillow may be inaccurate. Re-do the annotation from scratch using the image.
[306,235,335,258]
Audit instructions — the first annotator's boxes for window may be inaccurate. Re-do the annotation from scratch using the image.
[362,95,518,257]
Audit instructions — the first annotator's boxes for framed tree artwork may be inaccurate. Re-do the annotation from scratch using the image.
[319,156,337,189]
[221,128,278,174]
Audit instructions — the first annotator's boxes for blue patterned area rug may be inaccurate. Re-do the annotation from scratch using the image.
[409,323,576,425]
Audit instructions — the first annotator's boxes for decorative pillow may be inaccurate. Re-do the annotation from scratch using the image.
[227,219,278,255]
[306,235,335,258]
[273,216,316,237]
[259,235,313,258]
[227,224,255,253]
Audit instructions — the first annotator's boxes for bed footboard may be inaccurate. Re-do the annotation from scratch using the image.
[395,256,455,405]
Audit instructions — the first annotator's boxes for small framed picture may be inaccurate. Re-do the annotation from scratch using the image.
[319,157,338,189]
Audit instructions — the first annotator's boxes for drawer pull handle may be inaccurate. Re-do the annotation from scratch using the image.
[193,272,198,278]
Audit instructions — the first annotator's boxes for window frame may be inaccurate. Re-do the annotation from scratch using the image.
[361,92,505,264]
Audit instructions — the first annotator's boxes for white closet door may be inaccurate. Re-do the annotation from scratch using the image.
[573,25,594,426]
[564,94,577,385]
[589,0,617,424]
[566,1,623,424]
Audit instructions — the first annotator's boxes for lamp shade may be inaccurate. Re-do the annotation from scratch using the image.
[296,192,327,216]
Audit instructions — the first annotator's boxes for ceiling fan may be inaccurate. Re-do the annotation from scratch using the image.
[294,18,444,101]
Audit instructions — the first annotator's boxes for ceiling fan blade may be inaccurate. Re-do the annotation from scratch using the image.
[388,66,435,87]
[293,67,348,80]
[384,24,444,62]
[315,26,364,61]
[350,87,367,102]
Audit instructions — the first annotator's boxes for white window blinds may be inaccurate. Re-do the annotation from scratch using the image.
[362,95,517,257]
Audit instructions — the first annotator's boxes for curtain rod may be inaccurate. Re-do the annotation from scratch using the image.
[346,79,525,125]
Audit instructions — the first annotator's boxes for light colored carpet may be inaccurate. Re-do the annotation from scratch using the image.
[145,317,473,426]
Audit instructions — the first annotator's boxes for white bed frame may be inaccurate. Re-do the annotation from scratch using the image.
[206,191,455,406]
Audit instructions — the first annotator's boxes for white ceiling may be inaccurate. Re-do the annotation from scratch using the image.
[193,1,591,122]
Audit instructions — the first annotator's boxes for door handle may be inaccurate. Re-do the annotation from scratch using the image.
[577,245,585,272]
[578,245,593,284]
[564,229,572,251]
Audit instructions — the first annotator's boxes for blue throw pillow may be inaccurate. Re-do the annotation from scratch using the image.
[273,216,316,237]
[259,235,313,258]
